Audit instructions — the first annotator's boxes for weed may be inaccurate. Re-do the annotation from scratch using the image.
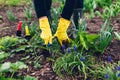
[7,10,16,22]
[24,7,32,20]
[98,20,113,53]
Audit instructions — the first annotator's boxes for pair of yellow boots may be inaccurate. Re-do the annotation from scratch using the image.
[39,17,70,46]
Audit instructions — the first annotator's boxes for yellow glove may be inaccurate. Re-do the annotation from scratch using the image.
[39,17,52,45]
[54,18,70,46]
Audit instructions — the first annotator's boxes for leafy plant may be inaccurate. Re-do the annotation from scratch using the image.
[0,62,11,72]
[96,1,120,20]
[53,18,114,79]
[70,19,100,54]
[29,22,37,37]
[84,0,120,19]
[72,31,99,53]
[51,7,59,34]
[0,36,19,51]
[53,46,105,79]
[0,52,8,61]
[98,20,113,53]
[24,7,32,20]
[24,75,37,80]
[11,61,28,71]
[101,63,120,80]
[0,61,27,78]
[72,19,113,54]
[7,10,16,22]
[11,45,27,53]
[114,32,120,40]
[0,76,16,80]
[0,36,27,52]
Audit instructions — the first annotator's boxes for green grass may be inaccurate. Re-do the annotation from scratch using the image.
[0,0,31,6]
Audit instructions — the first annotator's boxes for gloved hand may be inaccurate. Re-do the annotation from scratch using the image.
[54,18,70,46]
[39,17,52,45]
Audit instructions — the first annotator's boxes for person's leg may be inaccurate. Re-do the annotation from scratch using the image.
[61,0,77,20]
[73,0,84,28]
[34,0,52,58]
[76,0,84,9]
[33,0,47,18]
[46,0,52,21]
[34,0,52,19]
[46,0,52,11]
[54,0,78,47]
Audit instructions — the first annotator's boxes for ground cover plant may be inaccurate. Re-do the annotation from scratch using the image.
[0,0,120,80]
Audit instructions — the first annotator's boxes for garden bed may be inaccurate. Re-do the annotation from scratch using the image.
[0,5,120,80]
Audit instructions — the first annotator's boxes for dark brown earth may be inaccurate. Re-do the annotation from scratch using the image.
[0,6,38,37]
[0,6,120,80]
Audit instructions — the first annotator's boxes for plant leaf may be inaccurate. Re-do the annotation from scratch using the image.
[79,33,88,50]
[0,62,11,72]
[11,61,27,71]
[0,52,8,61]
[24,75,37,80]
[0,76,16,80]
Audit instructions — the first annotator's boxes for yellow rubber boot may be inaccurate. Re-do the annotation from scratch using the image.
[39,17,52,45]
[54,18,70,46]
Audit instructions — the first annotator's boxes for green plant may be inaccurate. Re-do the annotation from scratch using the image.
[53,18,114,79]
[96,1,120,20]
[98,20,113,53]
[71,19,113,54]
[114,32,120,40]
[51,7,59,34]
[0,76,16,80]
[0,36,19,51]
[7,10,16,22]
[0,62,11,72]
[71,31,100,54]
[24,7,32,20]
[72,20,113,54]
[29,22,37,37]
[0,0,31,6]
[11,61,28,78]
[53,51,93,79]
[0,61,27,78]
[24,75,37,80]
[22,20,27,30]
[101,63,120,80]
[84,0,120,19]
[71,19,100,54]
[53,46,108,80]
[0,36,27,52]
[0,52,8,61]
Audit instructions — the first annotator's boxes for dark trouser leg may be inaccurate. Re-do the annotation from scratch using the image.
[61,0,78,20]
[46,0,52,22]
[34,0,47,18]
[33,0,52,18]
[73,0,84,29]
